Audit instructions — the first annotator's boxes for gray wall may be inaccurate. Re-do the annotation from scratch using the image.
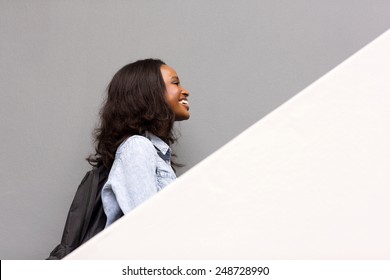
[1,0,389,259]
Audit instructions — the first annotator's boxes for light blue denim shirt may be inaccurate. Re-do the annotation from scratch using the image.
[101,132,176,227]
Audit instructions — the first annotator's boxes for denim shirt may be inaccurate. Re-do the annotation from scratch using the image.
[101,132,176,227]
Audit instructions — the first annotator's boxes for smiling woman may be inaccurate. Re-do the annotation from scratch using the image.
[87,58,190,227]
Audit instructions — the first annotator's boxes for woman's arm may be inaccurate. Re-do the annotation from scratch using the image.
[102,136,158,219]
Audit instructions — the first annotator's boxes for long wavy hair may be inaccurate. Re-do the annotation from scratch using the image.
[87,58,176,169]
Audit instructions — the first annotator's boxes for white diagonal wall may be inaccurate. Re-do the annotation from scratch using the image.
[67,29,390,260]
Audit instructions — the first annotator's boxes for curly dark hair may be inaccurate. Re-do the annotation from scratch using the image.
[87,58,176,169]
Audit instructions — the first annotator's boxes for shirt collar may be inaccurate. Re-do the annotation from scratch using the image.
[145,131,171,156]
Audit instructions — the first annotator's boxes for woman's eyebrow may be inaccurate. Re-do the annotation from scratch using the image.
[171,76,180,82]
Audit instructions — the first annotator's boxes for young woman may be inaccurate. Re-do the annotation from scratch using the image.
[88,58,190,227]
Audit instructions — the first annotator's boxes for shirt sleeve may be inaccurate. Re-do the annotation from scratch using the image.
[106,136,158,215]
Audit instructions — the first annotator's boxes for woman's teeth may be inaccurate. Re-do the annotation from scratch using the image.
[179,100,188,105]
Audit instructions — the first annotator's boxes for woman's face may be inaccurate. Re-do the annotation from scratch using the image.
[161,65,190,121]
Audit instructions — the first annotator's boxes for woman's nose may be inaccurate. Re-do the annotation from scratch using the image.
[181,87,189,96]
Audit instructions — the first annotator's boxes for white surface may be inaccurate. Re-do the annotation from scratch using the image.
[67,29,390,259]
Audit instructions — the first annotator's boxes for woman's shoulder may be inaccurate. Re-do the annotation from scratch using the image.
[116,135,155,157]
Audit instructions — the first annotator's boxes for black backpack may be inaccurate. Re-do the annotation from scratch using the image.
[47,164,114,259]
